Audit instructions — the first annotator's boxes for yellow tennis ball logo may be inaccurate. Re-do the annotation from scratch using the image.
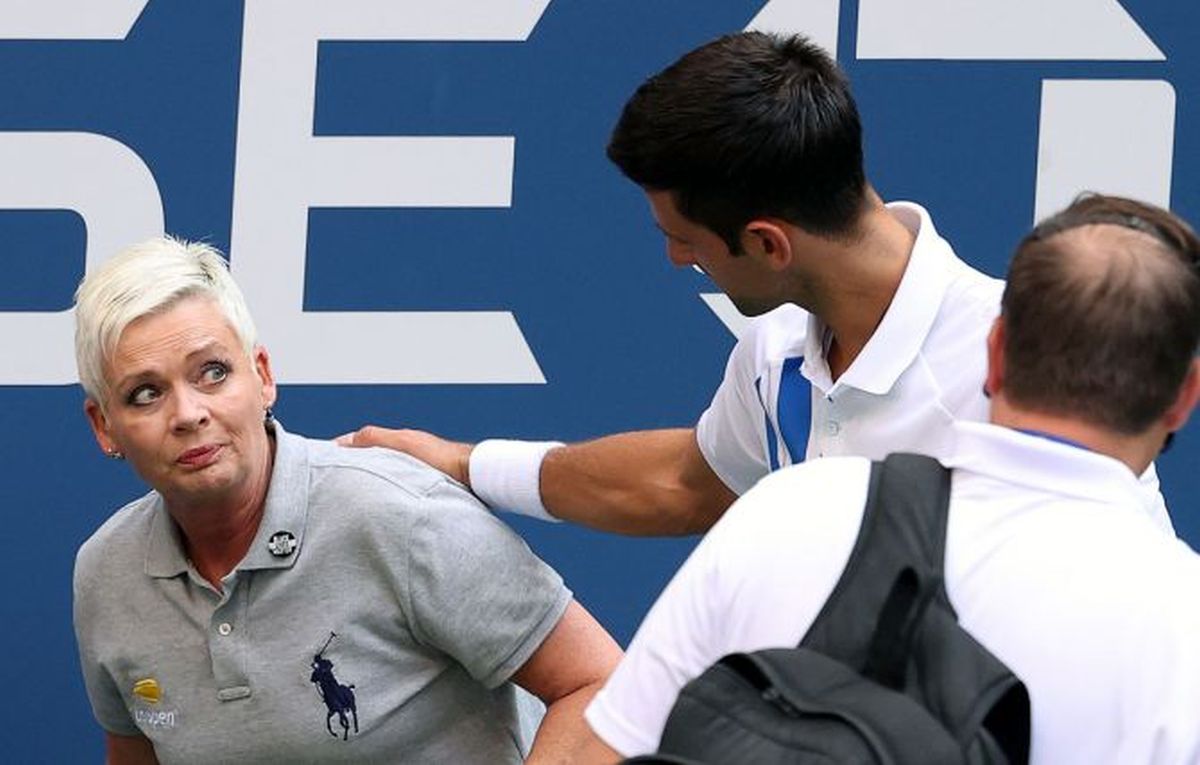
[132,678,162,704]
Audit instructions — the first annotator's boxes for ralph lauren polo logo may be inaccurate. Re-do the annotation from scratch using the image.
[310,632,358,741]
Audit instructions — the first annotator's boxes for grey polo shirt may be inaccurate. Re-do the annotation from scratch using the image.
[74,422,571,764]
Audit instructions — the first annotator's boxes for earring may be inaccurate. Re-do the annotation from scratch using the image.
[107,449,125,460]
[264,407,275,424]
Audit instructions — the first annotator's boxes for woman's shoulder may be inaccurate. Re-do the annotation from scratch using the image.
[305,437,450,495]
[295,434,470,528]
[75,491,161,579]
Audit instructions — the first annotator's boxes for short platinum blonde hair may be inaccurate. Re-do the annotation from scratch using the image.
[73,236,258,405]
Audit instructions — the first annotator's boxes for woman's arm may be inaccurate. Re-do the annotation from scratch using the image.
[105,732,158,765]
[510,600,623,764]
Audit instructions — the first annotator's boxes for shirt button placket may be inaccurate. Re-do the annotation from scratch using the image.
[211,579,252,702]
[823,394,841,451]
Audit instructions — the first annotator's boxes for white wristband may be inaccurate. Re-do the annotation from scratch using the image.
[468,439,564,522]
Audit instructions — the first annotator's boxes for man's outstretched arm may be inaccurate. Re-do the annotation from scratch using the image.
[338,426,736,536]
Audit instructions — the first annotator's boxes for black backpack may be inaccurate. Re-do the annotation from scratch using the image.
[625,453,1030,765]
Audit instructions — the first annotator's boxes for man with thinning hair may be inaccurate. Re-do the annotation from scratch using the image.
[577,195,1200,763]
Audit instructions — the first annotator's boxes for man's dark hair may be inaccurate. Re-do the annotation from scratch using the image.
[607,31,866,252]
[1002,194,1200,433]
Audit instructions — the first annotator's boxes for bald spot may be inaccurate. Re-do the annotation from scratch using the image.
[1048,222,1181,303]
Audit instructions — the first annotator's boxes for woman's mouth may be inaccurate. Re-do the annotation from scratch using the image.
[177,444,223,468]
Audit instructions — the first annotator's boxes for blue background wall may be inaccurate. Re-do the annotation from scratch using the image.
[1,1,1196,760]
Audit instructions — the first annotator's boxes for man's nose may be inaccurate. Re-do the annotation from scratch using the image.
[665,241,695,268]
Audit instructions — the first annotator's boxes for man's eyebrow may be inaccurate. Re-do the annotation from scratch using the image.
[655,223,686,242]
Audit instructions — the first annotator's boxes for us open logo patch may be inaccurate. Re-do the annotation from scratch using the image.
[131,677,180,731]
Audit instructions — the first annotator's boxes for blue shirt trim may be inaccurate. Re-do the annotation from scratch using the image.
[776,356,811,464]
[755,376,780,472]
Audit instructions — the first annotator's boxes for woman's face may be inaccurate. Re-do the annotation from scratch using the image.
[85,296,277,507]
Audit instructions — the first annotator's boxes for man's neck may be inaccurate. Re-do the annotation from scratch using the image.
[815,204,916,381]
[991,397,1158,476]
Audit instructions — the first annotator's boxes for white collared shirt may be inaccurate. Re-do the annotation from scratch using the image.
[697,202,1002,487]
[587,421,1200,763]
[694,201,1173,532]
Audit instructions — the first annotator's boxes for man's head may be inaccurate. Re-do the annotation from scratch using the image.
[607,31,867,255]
[990,195,1200,445]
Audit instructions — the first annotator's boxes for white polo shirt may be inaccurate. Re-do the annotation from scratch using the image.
[586,421,1200,764]
[695,201,1173,532]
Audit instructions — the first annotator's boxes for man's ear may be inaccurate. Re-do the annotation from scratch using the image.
[1161,358,1200,434]
[741,220,792,269]
[253,345,278,411]
[984,316,1006,397]
[84,398,117,456]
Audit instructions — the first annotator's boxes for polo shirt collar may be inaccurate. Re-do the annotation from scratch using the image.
[238,420,310,572]
[942,420,1147,510]
[144,497,187,578]
[143,420,311,579]
[803,201,957,395]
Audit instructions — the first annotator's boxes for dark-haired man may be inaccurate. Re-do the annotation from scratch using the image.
[341,32,1171,535]
[579,195,1200,763]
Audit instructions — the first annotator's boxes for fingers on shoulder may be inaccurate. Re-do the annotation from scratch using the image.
[335,424,406,448]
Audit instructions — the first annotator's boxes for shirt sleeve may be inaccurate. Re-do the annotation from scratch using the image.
[402,479,572,688]
[695,326,772,496]
[585,458,871,757]
[584,518,728,756]
[73,543,141,736]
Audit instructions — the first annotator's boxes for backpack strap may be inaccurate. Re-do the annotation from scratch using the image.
[801,453,1030,763]
[800,452,952,675]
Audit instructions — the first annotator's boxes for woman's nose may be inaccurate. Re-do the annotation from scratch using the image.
[170,388,210,431]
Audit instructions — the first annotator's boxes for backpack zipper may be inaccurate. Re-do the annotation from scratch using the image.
[758,684,892,761]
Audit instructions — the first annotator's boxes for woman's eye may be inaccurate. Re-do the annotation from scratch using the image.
[200,362,229,386]
[128,386,160,406]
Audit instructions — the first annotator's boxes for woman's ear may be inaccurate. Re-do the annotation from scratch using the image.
[84,398,117,456]
[253,345,278,411]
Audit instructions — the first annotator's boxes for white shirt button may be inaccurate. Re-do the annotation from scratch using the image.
[217,622,233,636]
[826,421,841,436]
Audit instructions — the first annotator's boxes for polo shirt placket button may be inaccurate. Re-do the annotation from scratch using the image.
[218,622,233,636]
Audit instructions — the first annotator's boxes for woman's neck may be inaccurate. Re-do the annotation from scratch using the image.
[169,434,275,590]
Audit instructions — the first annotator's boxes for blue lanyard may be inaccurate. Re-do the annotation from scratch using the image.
[1015,428,1092,453]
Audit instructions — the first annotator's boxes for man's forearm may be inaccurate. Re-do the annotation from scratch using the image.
[339,425,738,535]
[535,429,737,535]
